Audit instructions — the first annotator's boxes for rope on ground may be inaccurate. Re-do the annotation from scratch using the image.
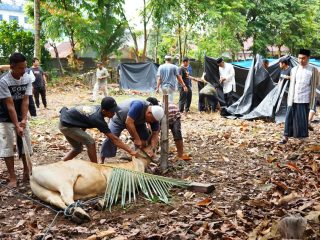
[0,182,103,239]
[0,181,59,213]
[41,210,63,240]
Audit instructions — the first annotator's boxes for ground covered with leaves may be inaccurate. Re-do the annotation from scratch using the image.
[0,82,319,240]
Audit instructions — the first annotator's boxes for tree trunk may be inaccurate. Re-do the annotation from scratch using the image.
[278,45,282,57]
[50,42,64,76]
[178,21,182,65]
[141,0,147,62]
[34,0,41,59]
[182,26,188,58]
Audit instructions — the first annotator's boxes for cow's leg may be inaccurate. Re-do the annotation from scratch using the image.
[58,184,91,223]
[30,179,68,209]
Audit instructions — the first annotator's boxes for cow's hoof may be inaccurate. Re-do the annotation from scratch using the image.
[71,207,91,224]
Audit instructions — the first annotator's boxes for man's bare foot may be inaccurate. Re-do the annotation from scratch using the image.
[7,178,17,188]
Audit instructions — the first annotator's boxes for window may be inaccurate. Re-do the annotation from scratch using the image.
[0,15,3,21]
[9,16,19,22]
[24,17,28,24]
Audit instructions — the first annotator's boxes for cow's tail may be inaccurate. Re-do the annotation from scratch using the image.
[22,136,33,176]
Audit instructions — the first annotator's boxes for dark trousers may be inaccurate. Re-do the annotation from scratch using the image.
[179,86,192,112]
[284,103,309,138]
[33,87,47,108]
[224,92,233,107]
[199,93,218,112]
[29,95,37,117]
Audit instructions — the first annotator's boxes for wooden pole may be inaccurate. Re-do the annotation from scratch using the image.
[160,94,169,170]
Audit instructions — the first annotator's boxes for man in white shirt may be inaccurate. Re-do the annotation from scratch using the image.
[90,62,109,102]
[217,57,236,106]
[280,49,319,144]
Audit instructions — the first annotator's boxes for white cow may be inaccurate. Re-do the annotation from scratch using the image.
[29,157,149,223]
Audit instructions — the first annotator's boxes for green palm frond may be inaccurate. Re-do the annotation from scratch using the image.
[103,167,191,210]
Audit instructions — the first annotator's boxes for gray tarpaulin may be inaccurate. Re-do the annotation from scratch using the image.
[118,62,159,92]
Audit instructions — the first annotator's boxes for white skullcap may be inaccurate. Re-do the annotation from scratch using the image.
[151,106,164,121]
[164,55,172,60]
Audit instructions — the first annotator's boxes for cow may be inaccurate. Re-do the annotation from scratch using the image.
[29,156,150,223]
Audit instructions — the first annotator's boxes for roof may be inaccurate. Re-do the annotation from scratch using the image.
[45,42,73,58]
[0,3,23,12]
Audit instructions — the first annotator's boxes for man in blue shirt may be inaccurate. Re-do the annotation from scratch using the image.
[100,99,164,163]
[156,55,188,102]
[59,97,138,163]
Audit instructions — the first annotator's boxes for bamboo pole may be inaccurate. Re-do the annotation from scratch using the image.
[160,94,169,170]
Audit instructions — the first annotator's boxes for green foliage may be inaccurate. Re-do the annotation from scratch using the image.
[103,167,190,210]
[0,20,49,66]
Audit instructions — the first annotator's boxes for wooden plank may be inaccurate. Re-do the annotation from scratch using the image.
[160,94,169,170]
[187,182,215,194]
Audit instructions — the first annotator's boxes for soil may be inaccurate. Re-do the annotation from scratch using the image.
[0,82,319,240]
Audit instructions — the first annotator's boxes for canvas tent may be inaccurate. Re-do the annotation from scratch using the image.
[204,55,319,122]
[118,62,159,92]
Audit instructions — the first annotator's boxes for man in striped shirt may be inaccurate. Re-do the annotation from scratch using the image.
[147,97,189,160]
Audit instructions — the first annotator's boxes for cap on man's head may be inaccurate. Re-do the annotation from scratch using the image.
[151,106,164,121]
[164,55,172,60]
[216,57,223,64]
[97,61,103,65]
[182,57,189,62]
[146,97,159,106]
[299,49,311,57]
[101,97,119,112]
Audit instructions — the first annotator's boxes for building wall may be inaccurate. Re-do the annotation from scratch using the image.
[0,2,33,30]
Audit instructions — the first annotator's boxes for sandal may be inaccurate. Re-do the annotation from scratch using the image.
[278,139,287,144]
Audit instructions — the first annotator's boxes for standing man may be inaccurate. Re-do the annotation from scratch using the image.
[217,57,236,107]
[100,99,164,163]
[178,57,192,113]
[31,58,47,109]
[279,59,291,82]
[59,97,138,163]
[279,49,319,144]
[90,62,109,102]
[0,53,33,187]
[156,55,188,103]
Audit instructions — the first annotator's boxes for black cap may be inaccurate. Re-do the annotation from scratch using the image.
[182,57,189,62]
[299,49,311,56]
[216,57,223,64]
[101,97,119,112]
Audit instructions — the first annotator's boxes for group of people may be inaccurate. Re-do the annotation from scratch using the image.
[0,49,318,188]
[156,55,237,113]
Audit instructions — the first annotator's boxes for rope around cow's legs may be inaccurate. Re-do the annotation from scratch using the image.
[0,182,103,239]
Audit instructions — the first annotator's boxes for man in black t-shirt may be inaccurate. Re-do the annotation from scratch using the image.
[279,59,291,82]
[178,57,192,113]
[59,97,138,163]
[31,58,47,108]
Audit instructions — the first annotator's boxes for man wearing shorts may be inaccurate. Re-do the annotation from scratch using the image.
[0,53,33,188]
[59,97,138,163]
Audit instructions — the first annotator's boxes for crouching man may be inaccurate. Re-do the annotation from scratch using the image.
[100,99,164,163]
[59,97,138,163]
[0,53,33,188]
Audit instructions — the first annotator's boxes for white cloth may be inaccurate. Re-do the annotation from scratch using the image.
[96,67,109,82]
[293,65,313,103]
[219,63,236,94]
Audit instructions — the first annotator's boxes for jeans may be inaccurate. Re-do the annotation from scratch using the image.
[33,87,47,108]
[161,87,174,103]
[178,86,192,112]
